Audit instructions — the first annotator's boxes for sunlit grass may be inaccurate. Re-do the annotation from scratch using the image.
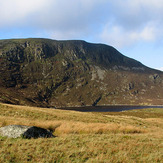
[0,103,163,162]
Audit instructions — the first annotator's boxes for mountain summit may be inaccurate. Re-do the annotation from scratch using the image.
[0,38,162,107]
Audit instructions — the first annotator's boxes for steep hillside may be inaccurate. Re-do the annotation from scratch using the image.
[0,38,163,107]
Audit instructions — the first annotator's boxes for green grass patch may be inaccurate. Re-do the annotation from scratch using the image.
[100,108,163,118]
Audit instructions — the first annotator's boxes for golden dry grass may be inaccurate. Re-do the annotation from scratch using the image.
[0,103,163,162]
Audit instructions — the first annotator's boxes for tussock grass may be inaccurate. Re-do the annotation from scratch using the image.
[0,103,163,162]
[0,134,162,163]
[0,116,145,135]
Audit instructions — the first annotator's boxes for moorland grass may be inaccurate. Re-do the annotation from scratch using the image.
[0,103,163,162]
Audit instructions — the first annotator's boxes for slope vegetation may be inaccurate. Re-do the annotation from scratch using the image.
[0,38,163,107]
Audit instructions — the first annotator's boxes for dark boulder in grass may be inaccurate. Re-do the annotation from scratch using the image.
[0,125,54,138]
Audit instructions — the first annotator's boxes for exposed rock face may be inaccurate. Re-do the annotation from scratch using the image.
[0,125,54,138]
[0,38,163,107]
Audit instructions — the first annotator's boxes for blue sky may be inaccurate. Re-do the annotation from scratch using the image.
[0,0,163,71]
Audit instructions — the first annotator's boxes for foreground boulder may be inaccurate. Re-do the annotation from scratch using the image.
[0,125,54,138]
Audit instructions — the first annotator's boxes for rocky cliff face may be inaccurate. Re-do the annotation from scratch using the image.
[0,38,163,107]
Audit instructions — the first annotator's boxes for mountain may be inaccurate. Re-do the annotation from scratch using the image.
[0,38,163,107]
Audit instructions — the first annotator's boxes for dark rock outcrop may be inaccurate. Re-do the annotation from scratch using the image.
[0,125,54,138]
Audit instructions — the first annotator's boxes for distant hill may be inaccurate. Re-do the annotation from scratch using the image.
[0,38,162,107]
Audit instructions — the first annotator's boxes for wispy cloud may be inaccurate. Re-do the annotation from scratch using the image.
[0,0,107,39]
[99,0,163,48]
[100,22,160,48]
[157,67,163,71]
[0,0,47,27]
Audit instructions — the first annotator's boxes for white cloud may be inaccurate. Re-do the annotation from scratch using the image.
[0,0,163,51]
[0,0,107,39]
[0,0,106,28]
[100,22,160,48]
[0,0,47,27]
[157,67,163,71]
[99,0,163,48]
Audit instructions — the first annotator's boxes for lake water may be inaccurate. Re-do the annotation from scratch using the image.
[58,105,163,112]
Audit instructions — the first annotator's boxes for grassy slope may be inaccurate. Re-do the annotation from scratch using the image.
[0,103,163,162]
